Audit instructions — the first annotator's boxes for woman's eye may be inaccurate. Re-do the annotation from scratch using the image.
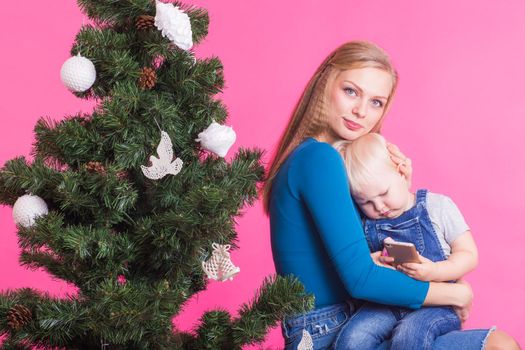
[344,87,357,96]
[371,99,384,108]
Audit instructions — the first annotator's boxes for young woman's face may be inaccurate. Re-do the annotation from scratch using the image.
[352,169,413,220]
[321,67,393,143]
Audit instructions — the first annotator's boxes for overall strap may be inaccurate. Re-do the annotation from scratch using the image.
[416,189,428,206]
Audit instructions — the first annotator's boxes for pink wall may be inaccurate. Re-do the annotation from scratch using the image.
[1,1,524,348]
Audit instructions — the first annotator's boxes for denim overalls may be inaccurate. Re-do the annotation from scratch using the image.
[335,189,460,350]
[364,189,447,262]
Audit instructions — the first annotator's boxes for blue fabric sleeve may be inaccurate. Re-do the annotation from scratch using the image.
[291,142,429,309]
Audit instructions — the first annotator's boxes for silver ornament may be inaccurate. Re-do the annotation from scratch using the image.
[12,194,49,228]
[60,53,96,92]
[195,121,236,158]
[141,130,183,180]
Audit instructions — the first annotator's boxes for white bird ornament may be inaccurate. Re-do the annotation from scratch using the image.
[141,131,183,180]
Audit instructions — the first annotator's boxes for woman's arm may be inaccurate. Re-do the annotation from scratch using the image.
[295,142,478,311]
[424,280,472,308]
[374,250,474,320]
[397,231,478,282]
[294,142,429,309]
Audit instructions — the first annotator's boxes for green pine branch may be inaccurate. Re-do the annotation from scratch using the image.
[187,275,314,349]
[0,157,61,205]
[34,117,105,168]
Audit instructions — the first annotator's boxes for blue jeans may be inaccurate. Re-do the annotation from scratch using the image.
[333,302,460,350]
[282,302,493,350]
[282,301,354,350]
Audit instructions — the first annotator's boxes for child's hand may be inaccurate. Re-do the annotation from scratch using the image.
[397,254,436,281]
[371,251,395,270]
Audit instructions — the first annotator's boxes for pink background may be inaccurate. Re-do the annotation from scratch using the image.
[1,1,524,348]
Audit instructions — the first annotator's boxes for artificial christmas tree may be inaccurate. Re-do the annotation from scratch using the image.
[0,1,312,348]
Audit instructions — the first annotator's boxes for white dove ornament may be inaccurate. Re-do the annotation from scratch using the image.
[141,131,183,180]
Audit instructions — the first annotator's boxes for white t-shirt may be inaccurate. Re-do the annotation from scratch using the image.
[426,192,470,257]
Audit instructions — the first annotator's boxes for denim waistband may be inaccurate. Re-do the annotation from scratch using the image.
[284,300,355,328]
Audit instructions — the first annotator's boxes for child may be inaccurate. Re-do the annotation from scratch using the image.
[333,133,478,350]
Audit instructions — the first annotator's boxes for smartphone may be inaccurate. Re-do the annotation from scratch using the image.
[384,241,421,266]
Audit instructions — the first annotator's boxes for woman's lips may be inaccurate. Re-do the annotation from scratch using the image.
[343,118,363,131]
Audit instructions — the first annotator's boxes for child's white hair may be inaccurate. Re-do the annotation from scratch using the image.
[333,133,397,196]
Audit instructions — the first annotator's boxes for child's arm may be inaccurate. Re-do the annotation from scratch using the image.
[397,230,478,282]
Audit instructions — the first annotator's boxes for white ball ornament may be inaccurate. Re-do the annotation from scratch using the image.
[60,53,97,92]
[195,121,236,158]
[12,194,49,228]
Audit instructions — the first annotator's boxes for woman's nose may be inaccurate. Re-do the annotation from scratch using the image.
[352,99,367,118]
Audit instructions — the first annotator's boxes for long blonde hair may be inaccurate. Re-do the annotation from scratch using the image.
[262,41,398,214]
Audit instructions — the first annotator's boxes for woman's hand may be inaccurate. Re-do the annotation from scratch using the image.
[424,280,473,319]
[453,279,474,323]
[397,254,437,281]
[370,251,395,269]
[387,142,412,188]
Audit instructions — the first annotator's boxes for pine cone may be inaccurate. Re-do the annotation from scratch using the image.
[136,15,155,30]
[7,304,32,331]
[139,67,157,90]
[86,161,106,175]
[116,170,128,180]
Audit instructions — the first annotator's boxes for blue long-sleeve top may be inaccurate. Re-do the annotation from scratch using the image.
[269,138,429,308]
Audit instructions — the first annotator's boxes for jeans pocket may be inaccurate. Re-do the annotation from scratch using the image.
[309,309,349,339]
[283,308,350,347]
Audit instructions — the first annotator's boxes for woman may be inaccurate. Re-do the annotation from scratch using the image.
[263,41,519,349]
